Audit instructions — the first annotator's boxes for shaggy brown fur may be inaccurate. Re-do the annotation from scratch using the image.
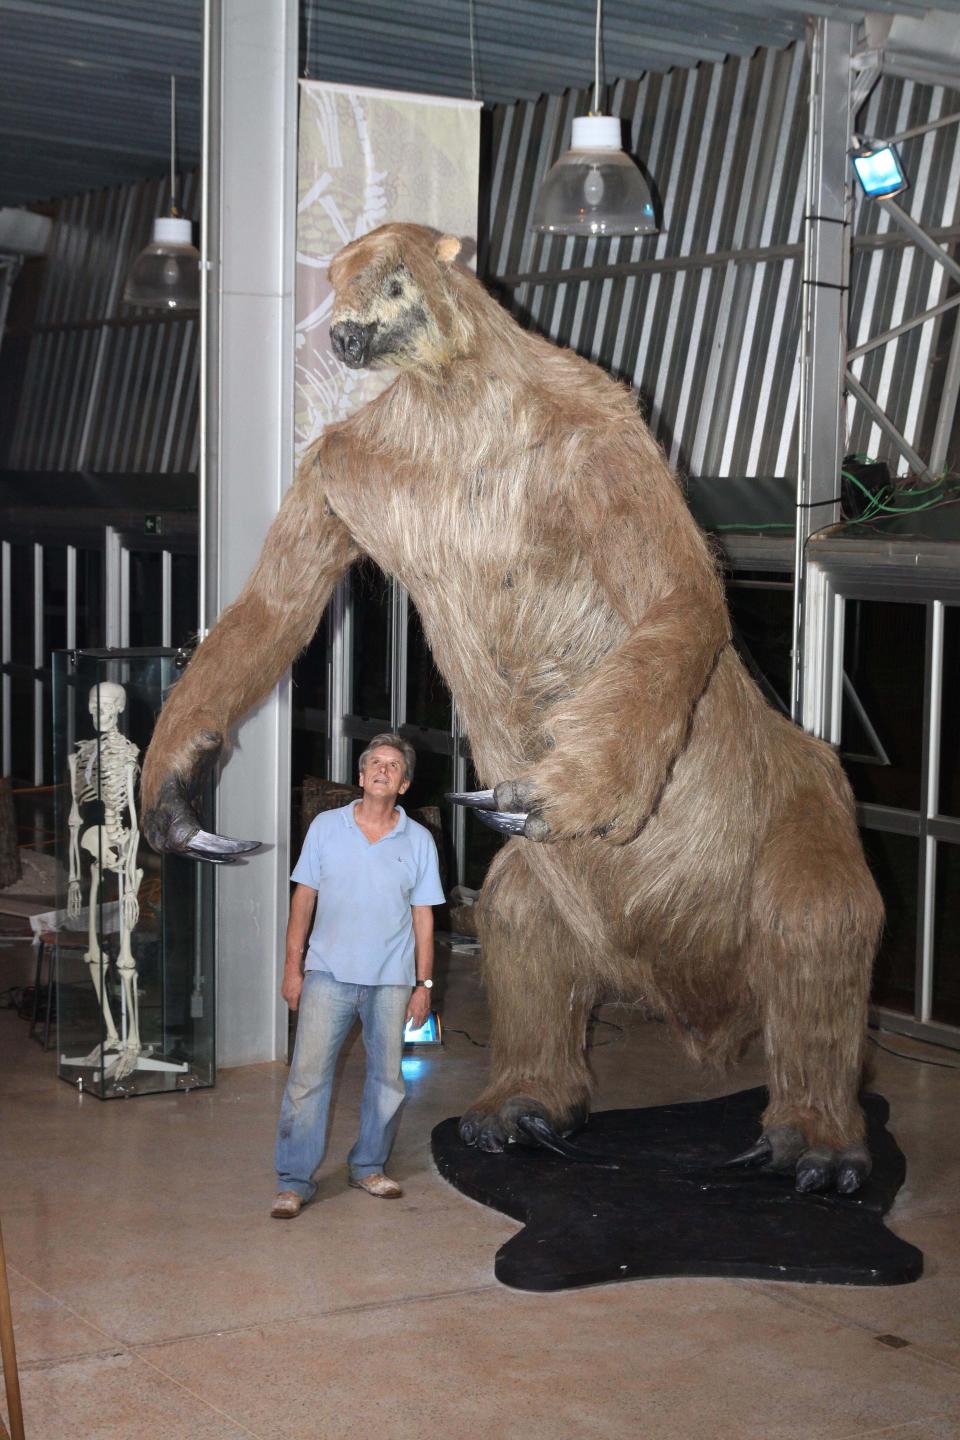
[141,221,883,1188]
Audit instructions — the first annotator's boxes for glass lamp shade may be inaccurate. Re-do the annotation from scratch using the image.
[123,215,200,310]
[532,114,657,237]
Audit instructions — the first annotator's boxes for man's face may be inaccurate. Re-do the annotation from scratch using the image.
[359,746,409,804]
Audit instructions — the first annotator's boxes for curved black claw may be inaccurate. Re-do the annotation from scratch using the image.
[182,829,261,864]
[448,783,553,841]
[474,808,529,836]
[143,770,260,864]
[721,1137,774,1171]
[515,1114,620,1169]
[446,789,497,810]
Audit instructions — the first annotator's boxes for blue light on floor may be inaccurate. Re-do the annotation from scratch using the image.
[401,1056,426,1078]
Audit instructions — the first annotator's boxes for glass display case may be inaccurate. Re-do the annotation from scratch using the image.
[52,649,215,1098]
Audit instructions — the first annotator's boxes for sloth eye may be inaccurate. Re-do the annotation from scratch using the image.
[388,279,403,298]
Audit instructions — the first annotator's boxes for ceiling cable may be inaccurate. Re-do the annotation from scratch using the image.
[593,0,602,114]
[169,74,177,213]
[468,0,478,102]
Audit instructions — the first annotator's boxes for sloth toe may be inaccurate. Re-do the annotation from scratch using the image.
[795,1148,837,1194]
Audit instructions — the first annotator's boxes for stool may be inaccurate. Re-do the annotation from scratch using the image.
[29,930,88,1050]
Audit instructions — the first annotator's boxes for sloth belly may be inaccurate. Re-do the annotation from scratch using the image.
[403,557,623,782]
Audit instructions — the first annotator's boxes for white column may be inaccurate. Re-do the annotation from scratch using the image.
[792,17,854,720]
[204,0,298,1065]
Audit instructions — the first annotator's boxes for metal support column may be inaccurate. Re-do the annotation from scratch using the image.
[204,0,298,1065]
[794,17,854,726]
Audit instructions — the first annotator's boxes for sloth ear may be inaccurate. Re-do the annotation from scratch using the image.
[435,234,462,265]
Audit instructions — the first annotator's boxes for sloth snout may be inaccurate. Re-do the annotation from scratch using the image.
[330,320,373,368]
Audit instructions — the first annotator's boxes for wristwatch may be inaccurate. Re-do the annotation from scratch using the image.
[414,978,434,989]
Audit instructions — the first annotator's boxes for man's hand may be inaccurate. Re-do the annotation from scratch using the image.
[282,966,304,1012]
[406,986,432,1029]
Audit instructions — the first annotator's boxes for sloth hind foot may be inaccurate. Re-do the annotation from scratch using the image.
[459,1093,592,1161]
[725,1124,872,1195]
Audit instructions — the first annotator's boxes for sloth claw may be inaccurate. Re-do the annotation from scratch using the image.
[836,1149,872,1194]
[722,1137,774,1170]
[474,808,530,836]
[446,788,497,810]
[182,829,261,864]
[723,1127,870,1195]
[459,1102,616,1167]
[447,786,552,840]
[144,772,260,863]
[795,1149,837,1194]
[515,1114,618,1168]
[446,789,528,834]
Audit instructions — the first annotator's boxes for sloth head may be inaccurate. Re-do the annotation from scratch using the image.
[328,223,468,373]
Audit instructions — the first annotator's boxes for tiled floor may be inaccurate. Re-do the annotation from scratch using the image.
[2,934,959,1440]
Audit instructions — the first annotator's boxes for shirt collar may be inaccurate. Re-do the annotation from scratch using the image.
[343,801,408,836]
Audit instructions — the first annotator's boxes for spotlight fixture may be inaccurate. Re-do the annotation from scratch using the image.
[851,140,908,200]
[124,76,200,310]
[531,0,657,237]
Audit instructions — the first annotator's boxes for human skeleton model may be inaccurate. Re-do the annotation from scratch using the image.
[66,682,144,1080]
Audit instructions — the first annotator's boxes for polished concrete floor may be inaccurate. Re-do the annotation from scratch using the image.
[2,934,960,1440]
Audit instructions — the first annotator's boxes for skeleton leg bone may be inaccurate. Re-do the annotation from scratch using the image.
[110,863,142,1081]
[80,854,121,1064]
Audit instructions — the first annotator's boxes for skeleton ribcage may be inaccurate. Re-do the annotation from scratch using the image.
[75,735,140,846]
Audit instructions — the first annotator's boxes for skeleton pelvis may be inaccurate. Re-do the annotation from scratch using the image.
[80,825,120,870]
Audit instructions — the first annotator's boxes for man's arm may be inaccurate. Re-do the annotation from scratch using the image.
[406,904,434,1027]
[282,883,317,1012]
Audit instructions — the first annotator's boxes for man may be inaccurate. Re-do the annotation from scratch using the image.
[271,733,445,1217]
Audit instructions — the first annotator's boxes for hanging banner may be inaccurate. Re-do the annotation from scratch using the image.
[295,81,481,456]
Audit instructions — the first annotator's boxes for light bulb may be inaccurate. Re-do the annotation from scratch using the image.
[583,167,605,207]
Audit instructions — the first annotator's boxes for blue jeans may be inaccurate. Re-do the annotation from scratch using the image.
[275,970,409,1200]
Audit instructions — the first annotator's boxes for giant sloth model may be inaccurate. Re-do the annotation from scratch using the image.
[141,222,883,1194]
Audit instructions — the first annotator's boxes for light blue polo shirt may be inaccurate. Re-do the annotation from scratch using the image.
[292,802,445,986]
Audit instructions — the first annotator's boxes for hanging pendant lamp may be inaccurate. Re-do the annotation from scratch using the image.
[124,76,200,310]
[532,0,657,237]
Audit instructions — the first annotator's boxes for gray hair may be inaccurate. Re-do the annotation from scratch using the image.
[358,732,416,782]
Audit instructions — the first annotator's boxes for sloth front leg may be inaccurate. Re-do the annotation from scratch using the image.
[140,463,359,860]
[459,843,593,1152]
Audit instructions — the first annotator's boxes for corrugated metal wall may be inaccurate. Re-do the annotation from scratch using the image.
[486,44,960,480]
[7,170,200,474]
[8,49,960,483]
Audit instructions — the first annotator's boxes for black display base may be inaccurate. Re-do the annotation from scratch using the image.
[431,1088,923,1292]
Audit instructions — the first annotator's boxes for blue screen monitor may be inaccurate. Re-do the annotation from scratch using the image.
[852,144,907,199]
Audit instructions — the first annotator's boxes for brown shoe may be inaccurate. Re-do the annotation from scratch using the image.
[349,1173,403,1199]
[270,1190,304,1219]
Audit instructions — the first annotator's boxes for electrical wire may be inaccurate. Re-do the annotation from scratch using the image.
[869,1033,960,1072]
[444,1007,625,1051]
[445,1026,488,1047]
[713,457,958,533]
